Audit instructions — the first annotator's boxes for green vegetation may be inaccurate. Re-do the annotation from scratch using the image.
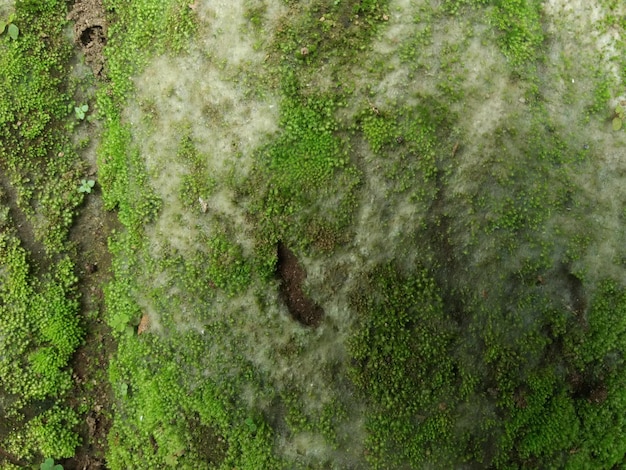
[0,13,19,41]
[248,75,358,254]
[359,101,442,196]
[106,332,279,468]
[0,0,87,464]
[1,0,626,468]
[271,0,389,69]
[0,0,83,253]
[470,280,626,468]
[78,179,95,194]
[176,135,215,210]
[349,266,458,467]
[491,0,544,70]
[74,103,88,120]
[0,219,83,462]
[40,457,63,470]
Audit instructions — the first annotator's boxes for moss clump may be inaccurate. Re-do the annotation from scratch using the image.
[491,0,544,70]
[246,73,360,271]
[0,1,88,462]
[106,332,279,469]
[349,265,458,467]
[176,135,216,210]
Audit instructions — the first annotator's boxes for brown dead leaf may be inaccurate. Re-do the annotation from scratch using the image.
[137,313,149,335]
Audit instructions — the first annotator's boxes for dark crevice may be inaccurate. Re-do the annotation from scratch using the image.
[276,242,324,327]
[80,25,104,48]
[0,174,49,273]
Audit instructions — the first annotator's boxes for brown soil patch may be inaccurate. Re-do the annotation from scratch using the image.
[276,242,324,327]
[67,0,108,77]
[63,191,119,470]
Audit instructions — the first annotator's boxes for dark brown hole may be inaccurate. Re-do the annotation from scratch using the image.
[80,25,104,47]
[276,242,324,327]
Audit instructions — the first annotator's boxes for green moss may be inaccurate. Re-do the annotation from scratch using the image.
[98,120,161,234]
[106,331,279,469]
[588,71,613,116]
[349,265,458,467]
[271,0,389,70]
[246,74,360,260]
[360,111,398,154]
[24,406,81,460]
[203,233,251,297]
[103,0,197,101]
[176,134,216,210]
[0,0,84,253]
[566,279,626,366]
[0,232,83,460]
[78,0,626,468]
[243,0,268,32]
[491,0,544,70]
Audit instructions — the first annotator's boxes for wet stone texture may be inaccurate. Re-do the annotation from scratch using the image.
[276,242,324,328]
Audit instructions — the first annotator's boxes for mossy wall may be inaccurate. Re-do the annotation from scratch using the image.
[1,0,626,468]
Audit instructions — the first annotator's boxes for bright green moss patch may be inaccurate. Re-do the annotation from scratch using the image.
[0,0,94,463]
[360,111,398,154]
[98,119,161,235]
[0,0,84,254]
[491,0,544,69]
[106,328,279,468]
[21,405,82,460]
[246,73,360,262]
[0,228,83,461]
[359,101,442,191]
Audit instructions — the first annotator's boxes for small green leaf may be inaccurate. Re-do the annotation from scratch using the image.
[164,454,178,466]
[0,21,6,34]
[612,117,622,131]
[78,179,95,193]
[40,458,55,470]
[244,417,257,432]
[8,23,18,40]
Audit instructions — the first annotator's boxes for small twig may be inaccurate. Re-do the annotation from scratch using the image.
[451,142,460,157]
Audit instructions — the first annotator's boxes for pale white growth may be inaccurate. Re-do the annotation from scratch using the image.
[123,0,283,260]
[279,432,329,462]
[567,133,626,284]
[461,37,517,138]
[543,0,625,84]
[373,0,422,55]
[0,0,15,14]
[194,0,287,65]
[540,1,626,285]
